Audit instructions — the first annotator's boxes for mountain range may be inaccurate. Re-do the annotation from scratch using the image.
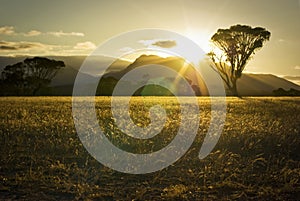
[0,55,299,96]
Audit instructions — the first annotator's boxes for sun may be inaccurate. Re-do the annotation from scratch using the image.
[184,28,213,53]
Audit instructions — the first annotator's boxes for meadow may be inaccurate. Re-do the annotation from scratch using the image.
[0,97,299,200]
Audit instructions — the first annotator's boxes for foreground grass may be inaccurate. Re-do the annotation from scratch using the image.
[0,97,299,200]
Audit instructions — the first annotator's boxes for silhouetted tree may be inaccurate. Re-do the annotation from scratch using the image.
[208,24,271,96]
[1,57,65,95]
[273,88,300,96]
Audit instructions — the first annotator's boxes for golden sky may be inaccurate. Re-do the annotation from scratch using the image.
[0,0,299,79]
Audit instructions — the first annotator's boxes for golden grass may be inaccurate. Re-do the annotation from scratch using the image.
[0,97,299,200]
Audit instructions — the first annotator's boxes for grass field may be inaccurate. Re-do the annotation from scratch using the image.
[0,97,300,200]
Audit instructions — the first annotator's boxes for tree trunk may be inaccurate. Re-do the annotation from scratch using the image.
[32,84,41,96]
[228,78,239,97]
[230,84,238,96]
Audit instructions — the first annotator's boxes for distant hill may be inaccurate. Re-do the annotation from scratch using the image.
[0,55,131,86]
[100,54,207,96]
[0,55,299,96]
[237,74,300,96]
[99,55,300,96]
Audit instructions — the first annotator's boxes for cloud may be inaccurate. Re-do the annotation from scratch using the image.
[294,65,300,70]
[48,31,84,37]
[284,75,300,86]
[0,26,84,37]
[24,30,42,37]
[284,75,300,80]
[119,46,135,52]
[0,26,15,35]
[139,39,157,46]
[0,40,98,56]
[152,40,177,48]
[74,41,96,50]
[0,41,65,57]
[0,41,49,50]
[139,39,177,48]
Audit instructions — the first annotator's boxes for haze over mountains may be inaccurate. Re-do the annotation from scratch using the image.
[0,55,299,96]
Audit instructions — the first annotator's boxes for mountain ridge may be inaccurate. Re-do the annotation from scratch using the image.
[0,55,299,96]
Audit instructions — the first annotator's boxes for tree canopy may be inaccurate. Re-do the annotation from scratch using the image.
[1,57,65,95]
[208,24,271,96]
